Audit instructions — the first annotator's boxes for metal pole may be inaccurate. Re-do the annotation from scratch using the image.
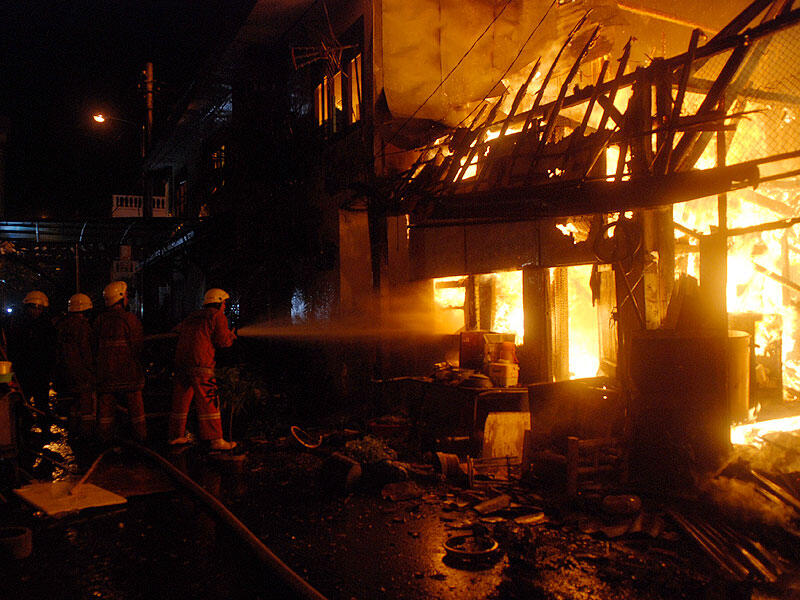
[142,62,154,219]
[74,243,80,292]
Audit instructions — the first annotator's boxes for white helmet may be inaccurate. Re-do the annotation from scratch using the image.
[203,288,230,305]
[23,290,49,307]
[68,293,93,312]
[103,281,127,306]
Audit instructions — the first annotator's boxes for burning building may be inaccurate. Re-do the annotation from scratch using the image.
[384,0,800,478]
[142,0,800,478]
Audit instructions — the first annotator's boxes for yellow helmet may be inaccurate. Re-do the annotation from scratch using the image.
[68,293,93,312]
[23,290,49,307]
[103,281,127,306]
[203,288,230,305]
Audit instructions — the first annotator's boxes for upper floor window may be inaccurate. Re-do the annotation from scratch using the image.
[313,52,362,134]
[211,144,226,171]
[332,70,344,132]
[209,144,226,194]
[315,80,327,126]
[348,54,361,124]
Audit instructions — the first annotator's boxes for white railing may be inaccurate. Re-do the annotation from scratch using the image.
[111,194,169,217]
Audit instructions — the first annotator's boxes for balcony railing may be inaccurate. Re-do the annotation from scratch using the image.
[111,194,169,218]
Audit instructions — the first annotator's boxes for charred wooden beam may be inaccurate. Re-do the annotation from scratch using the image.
[653,29,701,174]
[708,0,776,46]
[627,78,653,175]
[673,221,704,238]
[694,518,779,583]
[422,163,759,221]
[666,509,749,580]
[752,468,800,512]
[595,88,626,129]
[671,42,749,172]
[717,522,787,577]
[728,215,800,237]
[597,38,632,133]
[451,93,507,184]
[573,59,609,143]
[538,26,600,153]
[518,7,800,127]
[499,58,541,139]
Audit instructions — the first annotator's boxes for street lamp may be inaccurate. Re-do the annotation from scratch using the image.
[92,110,151,215]
[91,63,155,220]
[92,113,139,127]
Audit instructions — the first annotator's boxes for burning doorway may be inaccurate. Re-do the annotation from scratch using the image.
[549,264,601,381]
[433,264,602,382]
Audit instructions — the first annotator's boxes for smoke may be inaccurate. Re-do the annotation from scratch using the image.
[700,475,798,529]
[236,309,456,340]
[738,432,800,474]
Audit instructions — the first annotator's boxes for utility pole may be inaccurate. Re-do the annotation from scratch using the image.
[0,117,8,219]
[142,62,154,218]
[74,243,80,292]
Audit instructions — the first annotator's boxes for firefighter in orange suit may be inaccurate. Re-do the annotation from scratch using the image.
[93,281,147,442]
[168,288,237,450]
[55,293,95,436]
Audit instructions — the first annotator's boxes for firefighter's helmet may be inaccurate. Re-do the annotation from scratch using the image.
[23,290,49,307]
[103,281,127,306]
[68,293,93,313]
[203,288,229,305]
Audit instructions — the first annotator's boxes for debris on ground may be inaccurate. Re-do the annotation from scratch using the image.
[473,494,511,515]
[343,434,398,464]
[381,481,424,502]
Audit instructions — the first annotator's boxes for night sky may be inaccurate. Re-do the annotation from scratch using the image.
[0,1,253,220]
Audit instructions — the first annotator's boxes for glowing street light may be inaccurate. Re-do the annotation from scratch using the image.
[92,113,137,126]
[91,63,155,218]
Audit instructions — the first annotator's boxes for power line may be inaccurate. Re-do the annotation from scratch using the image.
[380,0,517,151]
[374,0,558,163]
[453,0,558,131]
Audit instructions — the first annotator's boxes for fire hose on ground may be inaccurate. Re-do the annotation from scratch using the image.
[120,440,328,600]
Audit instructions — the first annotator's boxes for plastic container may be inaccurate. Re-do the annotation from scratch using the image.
[499,342,517,362]
[488,361,519,387]
[0,361,11,375]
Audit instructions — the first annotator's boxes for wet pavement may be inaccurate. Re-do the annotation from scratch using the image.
[3,406,800,600]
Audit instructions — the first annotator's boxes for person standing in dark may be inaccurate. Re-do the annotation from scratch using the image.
[54,293,95,437]
[5,290,56,416]
[93,281,147,442]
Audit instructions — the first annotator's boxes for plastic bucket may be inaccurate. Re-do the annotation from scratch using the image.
[488,361,519,387]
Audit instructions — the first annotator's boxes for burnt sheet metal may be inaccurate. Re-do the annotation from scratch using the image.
[409,219,596,280]
[409,221,538,280]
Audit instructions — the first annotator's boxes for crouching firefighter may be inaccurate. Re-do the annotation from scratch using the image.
[55,293,95,436]
[94,281,147,442]
[169,288,237,451]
